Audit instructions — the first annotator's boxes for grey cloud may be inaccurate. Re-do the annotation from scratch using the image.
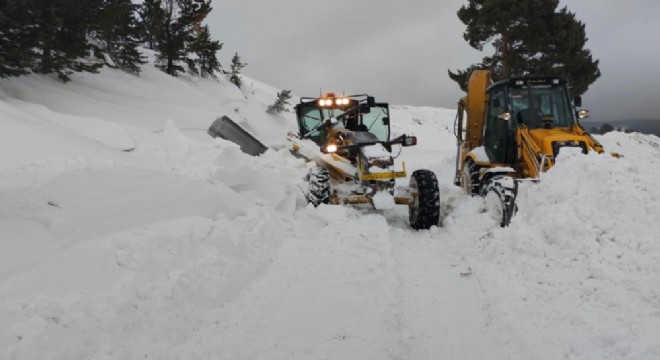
[208,0,660,122]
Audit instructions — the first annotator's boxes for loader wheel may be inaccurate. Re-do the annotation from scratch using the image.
[308,167,330,207]
[409,169,440,230]
[461,159,480,196]
[480,175,518,227]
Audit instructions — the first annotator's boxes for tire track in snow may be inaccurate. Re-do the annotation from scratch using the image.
[389,226,499,359]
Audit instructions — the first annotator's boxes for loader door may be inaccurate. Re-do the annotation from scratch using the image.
[483,88,514,163]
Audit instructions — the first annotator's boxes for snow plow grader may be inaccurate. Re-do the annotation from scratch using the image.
[454,69,614,226]
[288,93,440,230]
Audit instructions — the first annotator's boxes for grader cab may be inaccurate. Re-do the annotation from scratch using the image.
[288,93,441,230]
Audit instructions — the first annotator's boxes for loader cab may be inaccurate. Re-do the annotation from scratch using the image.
[482,77,576,163]
[508,79,574,130]
[295,94,391,146]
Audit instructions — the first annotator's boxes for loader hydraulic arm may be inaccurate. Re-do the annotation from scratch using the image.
[515,127,546,179]
[573,124,605,153]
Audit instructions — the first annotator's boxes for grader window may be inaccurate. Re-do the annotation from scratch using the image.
[299,106,346,145]
[362,104,390,142]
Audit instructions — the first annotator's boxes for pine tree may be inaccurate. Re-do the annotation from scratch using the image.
[155,0,211,76]
[447,64,485,93]
[0,0,34,77]
[186,25,222,77]
[448,0,600,96]
[30,0,103,82]
[96,0,146,74]
[138,0,164,50]
[228,52,246,88]
[266,90,292,115]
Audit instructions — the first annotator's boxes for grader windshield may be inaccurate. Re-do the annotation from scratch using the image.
[295,94,390,145]
[298,106,344,144]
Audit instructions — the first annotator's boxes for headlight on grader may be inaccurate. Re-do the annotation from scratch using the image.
[318,95,350,107]
[322,143,338,153]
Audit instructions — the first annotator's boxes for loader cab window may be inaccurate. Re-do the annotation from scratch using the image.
[483,88,513,163]
[510,84,574,129]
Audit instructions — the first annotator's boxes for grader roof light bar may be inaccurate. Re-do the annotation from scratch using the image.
[318,92,350,107]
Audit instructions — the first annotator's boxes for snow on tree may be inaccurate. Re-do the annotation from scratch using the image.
[266,90,292,115]
[96,0,147,74]
[186,24,222,77]
[153,0,212,76]
[227,52,247,88]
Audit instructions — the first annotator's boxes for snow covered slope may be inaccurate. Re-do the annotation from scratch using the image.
[1,64,659,360]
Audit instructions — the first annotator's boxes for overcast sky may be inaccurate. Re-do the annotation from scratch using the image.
[207,0,660,122]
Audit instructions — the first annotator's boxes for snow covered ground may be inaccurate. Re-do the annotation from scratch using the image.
[1,60,659,360]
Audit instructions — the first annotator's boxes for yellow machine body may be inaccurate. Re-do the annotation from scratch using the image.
[454,70,608,187]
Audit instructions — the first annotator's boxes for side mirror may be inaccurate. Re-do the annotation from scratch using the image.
[359,104,371,114]
[574,96,582,107]
[367,96,376,107]
[402,135,417,147]
[382,117,390,125]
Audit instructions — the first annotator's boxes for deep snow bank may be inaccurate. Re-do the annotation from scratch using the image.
[437,132,660,359]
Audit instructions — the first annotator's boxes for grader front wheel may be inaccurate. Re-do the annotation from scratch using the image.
[409,169,441,230]
[308,167,330,206]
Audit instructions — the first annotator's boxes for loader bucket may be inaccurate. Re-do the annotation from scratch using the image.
[208,115,268,156]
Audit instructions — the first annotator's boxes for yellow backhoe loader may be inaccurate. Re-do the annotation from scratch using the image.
[454,69,612,226]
